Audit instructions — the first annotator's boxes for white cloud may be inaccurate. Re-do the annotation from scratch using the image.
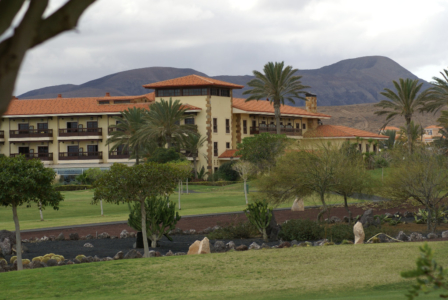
[13,0,448,95]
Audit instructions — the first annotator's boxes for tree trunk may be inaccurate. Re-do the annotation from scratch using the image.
[178,180,181,210]
[12,205,22,271]
[140,201,149,257]
[193,156,198,179]
[166,134,172,149]
[406,117,412,155]
[100,200,103,216]
[244,179,248,205]
[135,145,140,165]
[39,201,44,221]
[262,228,268,242]
[427,207,431,232]
[186,177,189,194]
[317,193,328,221]
[274,101,281,135]
[151,237,157,248]
[344,195,352,225]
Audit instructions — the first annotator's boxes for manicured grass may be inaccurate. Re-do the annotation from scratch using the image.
[0,182,364,231]
[1,241,447,299]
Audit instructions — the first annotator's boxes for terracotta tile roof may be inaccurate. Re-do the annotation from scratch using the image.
[4,93,201,116]
[218,149,241,159]
[143,75,244,89]
[425,125,443,129]
[304,125,388,139]
[232,98,331,119]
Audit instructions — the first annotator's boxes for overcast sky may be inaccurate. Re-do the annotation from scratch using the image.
[7,0,448,95]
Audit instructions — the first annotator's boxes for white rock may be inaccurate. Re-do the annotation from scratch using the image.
[198,237,210,254]
[120,230,129,239]
[442,231,448,239]
[291,198,305,211]
[83,243,94,248]
[353,222,365,244]
[248,242,261,250]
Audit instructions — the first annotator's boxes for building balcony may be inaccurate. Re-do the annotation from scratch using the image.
[59,152,103,160]
[250,126,303,136]
[59,128,102,137]
[10,153,53,161]
[10,129,53,138]
[108,150,130,159]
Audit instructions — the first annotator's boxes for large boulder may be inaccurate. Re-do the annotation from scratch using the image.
[55,233,65,241]
[249,242,261,250]
[427,233,438,239]
[353,222,365,244]
[113,251,124,260]
[409,232,423,242]
[213,241,226,252]
[291,198,304,211]
[360,209,379,228]
[124,249,142,259]
[0,238,11,256]
[442,231,448,239]
[120,230,129,239]
[226,241,235,251]
[0,230,16,245]
[396,231,409,242]
[198,237,211,254]
[69,233,79,240]
[187,240,201,255]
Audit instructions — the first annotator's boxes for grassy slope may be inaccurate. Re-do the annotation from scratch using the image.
[0,183,361,231]
[1,242,447,300]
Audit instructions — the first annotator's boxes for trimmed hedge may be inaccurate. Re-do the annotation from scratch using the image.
[54,185,93,191]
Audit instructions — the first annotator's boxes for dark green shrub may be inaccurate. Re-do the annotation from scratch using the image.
[148,148,183,164]
[217,161,239,181]
[207,219,258,240]
[327,224,354,243]
[279,219,324,241]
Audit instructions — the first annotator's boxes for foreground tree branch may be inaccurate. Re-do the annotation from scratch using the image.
[0,0,95,116]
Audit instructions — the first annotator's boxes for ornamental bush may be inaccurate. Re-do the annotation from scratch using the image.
[279,219,323,241]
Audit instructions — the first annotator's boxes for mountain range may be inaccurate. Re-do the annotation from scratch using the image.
[19,56,431,107]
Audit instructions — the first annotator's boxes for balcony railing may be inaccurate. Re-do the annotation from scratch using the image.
[250,126,303,136]
[59,128,102,137]
[59,152,103,160]
[10,129,53,138]
[109,150,130,159]
[0,131,4,139]
[10,153,53,161]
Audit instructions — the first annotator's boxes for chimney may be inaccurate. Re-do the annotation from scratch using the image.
[105,92,110,97]
[57,94,62,98]
[305,93,317,113]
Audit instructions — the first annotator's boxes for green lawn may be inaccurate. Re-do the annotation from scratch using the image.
[0,182,364,231]
[1,241,447,299]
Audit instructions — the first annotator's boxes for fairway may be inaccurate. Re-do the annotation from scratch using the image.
[1,241,447,299]
[0,182,363,230]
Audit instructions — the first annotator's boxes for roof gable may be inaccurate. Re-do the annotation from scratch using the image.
[143,74,244,89]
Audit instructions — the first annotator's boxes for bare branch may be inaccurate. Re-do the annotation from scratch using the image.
[0,0,26,36]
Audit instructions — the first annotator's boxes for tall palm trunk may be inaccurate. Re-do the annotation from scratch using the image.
[193,156,198,179]
[12,205,22,271]
[405,116,412,154]
[274,101,281,135]
[135,145,140,165]
[166,134,172,149]
[140,200,149,257]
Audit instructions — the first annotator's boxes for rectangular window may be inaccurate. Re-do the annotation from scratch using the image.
[113,100,131,104]
[67,145,79,156]
[302,123,306,130]
[158,89,181,97]
[373,144,377,153]
[243,120,247,134]
[98,100,109,105]
[87,121,98,128]
[213,118,217,133]
[214,167,218,173]
[214,142,218,157]
[366,144,370,153]
[226,142,230,149]
[358,144,362,152]
[18,147,29,154]
[18,123,29,130]
[210,88,219,96]
[37,123,48,130]
[220,89,230,97]
[185,118,195,125]
[225,119,230,133]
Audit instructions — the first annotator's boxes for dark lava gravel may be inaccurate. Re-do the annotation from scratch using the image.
[4,234,279,262]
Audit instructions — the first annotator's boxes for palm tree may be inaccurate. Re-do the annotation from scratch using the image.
[423,68,448,114]
[374,78,433,154]
[183,133,207,179]
[243,62,310,134]
[398,121,424,148]
[106,107,146,165]
[138,98,197,148]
